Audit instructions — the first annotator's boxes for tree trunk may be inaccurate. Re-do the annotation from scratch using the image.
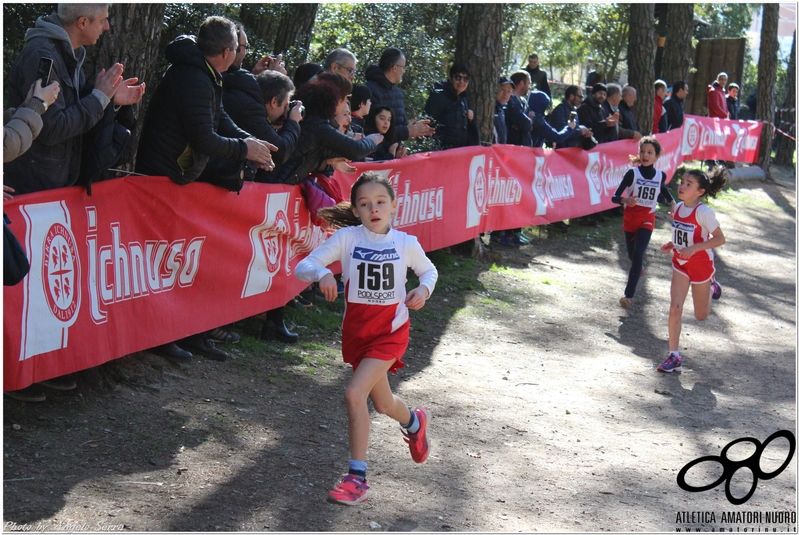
[273,4,318,67]
[774,30,796,166]
[84,4,166,171]
[627,4,657,135]
[662,3,694,84]
[454,3,504,144]
[756,4,780,176]
[240,4,281,49]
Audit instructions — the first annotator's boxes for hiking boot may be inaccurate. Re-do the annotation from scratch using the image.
[327,475,369,506]
[619,296,631,309]
[403,406,430,463]
[657,353,683,373]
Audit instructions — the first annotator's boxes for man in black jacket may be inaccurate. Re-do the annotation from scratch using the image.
[522,54,551,98]
[664,81,688,130]
[136,16,274,185]
[365,47,434,142]
[578,82,618,144]
[424,62,478,149]
[506,70,533,147]
[136,16,276,363]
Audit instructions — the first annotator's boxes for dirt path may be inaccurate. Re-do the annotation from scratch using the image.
[4,169,796,532]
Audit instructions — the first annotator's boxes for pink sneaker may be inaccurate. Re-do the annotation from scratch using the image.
[402,406,430,463]
[327,475,369,505]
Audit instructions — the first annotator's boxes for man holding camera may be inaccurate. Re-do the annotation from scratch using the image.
[222,24,302,168]
[548,85,586,149]
[5,3,145,194]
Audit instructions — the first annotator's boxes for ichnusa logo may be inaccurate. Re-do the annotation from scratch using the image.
[532,157,575,217]
[19,201,82,361]
[677,430,796,505]
[466,154,523,228]
[731,123,759,158]
[681,117,701,156]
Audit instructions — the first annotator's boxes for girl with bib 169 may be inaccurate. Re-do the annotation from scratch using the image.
[295,171,438,506]
[612,136,676,310]
[658,168,727,373]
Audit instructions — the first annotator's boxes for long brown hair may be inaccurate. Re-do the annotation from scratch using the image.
[317,172,396,230]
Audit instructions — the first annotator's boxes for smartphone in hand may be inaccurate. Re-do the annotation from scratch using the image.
[36,57,53,86]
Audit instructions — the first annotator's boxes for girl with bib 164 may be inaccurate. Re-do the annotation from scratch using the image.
[295,171,438,506]
[612,136,676,310]
[658,168,727,373]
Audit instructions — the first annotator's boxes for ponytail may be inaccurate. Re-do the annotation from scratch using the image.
[683,167,729,199]
[317,202,360,230]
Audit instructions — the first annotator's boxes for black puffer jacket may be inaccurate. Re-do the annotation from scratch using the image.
[365,65,410,141]
[135,36,249,184]
[269,114,377,185]
[424,79,477,149]
[577,97,613,143]
[222,65,300,165]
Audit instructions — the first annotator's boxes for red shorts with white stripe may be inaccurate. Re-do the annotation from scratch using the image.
[672,253,715,284]
[342,307,409,374]
[622,208,655,233]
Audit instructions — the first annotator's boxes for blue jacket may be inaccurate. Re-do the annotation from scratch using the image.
[506,95,532,147]
[548,101,580,148]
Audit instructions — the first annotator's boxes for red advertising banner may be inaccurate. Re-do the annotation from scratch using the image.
[3,116,762,391]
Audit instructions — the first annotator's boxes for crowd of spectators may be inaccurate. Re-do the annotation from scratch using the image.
[3,6,744,401]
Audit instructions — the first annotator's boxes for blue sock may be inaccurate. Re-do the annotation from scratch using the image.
[402,410,419,434]
[348,459,367,480]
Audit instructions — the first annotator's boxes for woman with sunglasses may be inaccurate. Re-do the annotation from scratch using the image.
[423,63,480,149]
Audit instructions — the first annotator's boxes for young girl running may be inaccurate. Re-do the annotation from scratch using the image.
[657,168,727,372]
[612,136,676,309]
[295,172,438,505]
